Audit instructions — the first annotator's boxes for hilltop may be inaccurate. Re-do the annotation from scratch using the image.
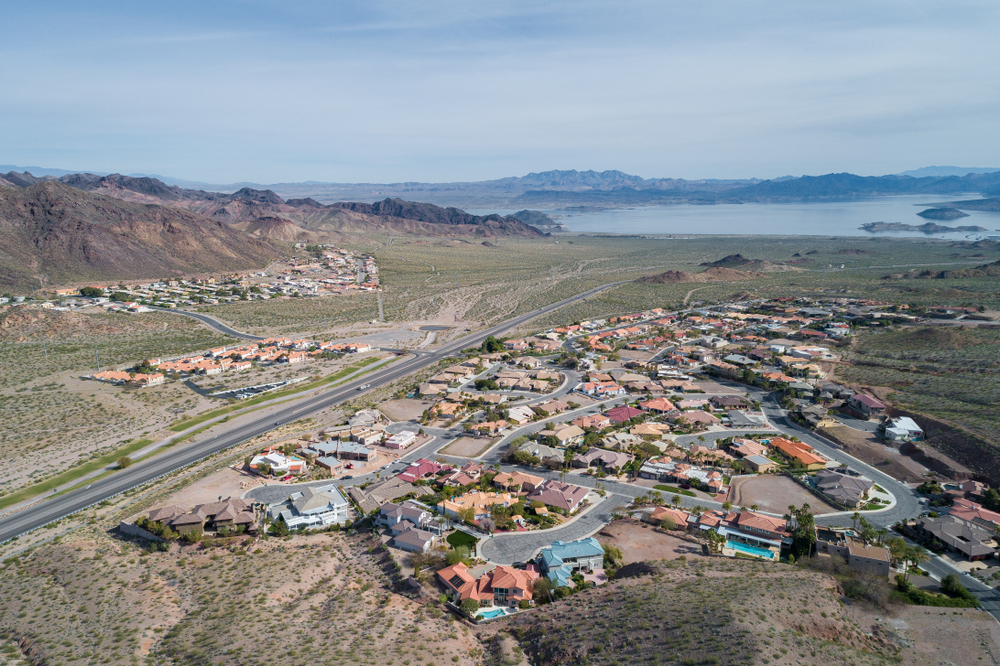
[0,172,545,241]
[638,266,766,283]
[0,182,281,290]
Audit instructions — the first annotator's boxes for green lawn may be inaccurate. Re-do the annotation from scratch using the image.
[653,485,697,497]
[0,438,153,511]
[447,531,478,549]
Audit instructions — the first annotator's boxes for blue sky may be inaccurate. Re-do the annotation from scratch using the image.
[1,1,997,183]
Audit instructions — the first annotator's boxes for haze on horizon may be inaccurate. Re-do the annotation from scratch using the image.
[2,1,998,185]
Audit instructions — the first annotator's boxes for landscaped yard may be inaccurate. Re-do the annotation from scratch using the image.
[447,530,478,550]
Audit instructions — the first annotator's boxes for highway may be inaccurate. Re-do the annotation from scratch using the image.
[0,282,621,544]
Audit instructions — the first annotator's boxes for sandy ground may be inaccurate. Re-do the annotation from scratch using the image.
[821,425,930,483]
[379,398,436,422]
[156,466,254,508]
[844,602,1000,666]
[596,518,711,563]
[439,436,497,457]
[728,475,839,515]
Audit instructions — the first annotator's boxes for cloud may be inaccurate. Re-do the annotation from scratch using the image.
[0,1,997,182]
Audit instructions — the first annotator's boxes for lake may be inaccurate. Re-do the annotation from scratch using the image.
[479,195,1000,239]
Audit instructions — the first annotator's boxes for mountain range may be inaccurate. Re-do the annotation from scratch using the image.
[0,173,545,289]
[5,165,999,208]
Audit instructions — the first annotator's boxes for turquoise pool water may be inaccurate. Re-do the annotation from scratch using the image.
[477,608,507,619]
[727,541,776,560]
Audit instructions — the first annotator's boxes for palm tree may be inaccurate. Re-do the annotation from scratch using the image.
[671,495,681,508]
[851,512,861,532]
[908,546,930,577]
[750,504,759,512]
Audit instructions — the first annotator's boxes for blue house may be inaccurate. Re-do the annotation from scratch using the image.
[537,538,605,587]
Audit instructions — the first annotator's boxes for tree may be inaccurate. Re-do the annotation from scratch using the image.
[460,599,480,616]
[722,501,732,511]
[705,530,726,554]
[671,495,681,507]
[750,504,759,512]
[456,507,476,523]
[906,545,930,579]
[661,517,677,531]
[786,504,816,559]
[117,456,133,469]
[79,286,104,298]
[446,546,470,566]
[481,336,504,354]
[602,543,623,570]
[532,577,554,604]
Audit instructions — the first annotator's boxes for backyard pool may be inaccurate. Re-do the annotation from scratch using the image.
[476,608,509,620]
[727,541,776,560]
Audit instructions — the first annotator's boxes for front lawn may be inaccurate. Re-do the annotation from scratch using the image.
[447,531,478,550]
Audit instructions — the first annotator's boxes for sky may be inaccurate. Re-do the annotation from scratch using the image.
[1,1,998,184]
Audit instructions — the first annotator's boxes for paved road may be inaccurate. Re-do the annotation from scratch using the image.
[758,395,922,529]
[0,282,623,544]
[479,494,625,565]
[151,306,265,340]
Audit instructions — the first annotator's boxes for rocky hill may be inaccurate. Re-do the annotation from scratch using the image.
[638,266,766,283]
[917,207,970,220]
[1,172,544,240]
[882,259,1000,280]
[0,182,281,290]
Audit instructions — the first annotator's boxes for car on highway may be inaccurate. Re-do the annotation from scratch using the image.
[357,384,371,391]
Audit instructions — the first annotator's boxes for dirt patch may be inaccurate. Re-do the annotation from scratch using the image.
[153,466,253,509]
[439,436,496,458]
[728,475,839,515]
[822,426,932,483]
[843,601,1000,666]
[596,518,710,563]
[378,398,435,422]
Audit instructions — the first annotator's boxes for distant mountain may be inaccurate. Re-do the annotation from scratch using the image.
[0,172,543,242]
[899,166,1000,178]
[0,182,281,290]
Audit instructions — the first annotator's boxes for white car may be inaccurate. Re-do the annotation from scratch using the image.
[357,384,371,391]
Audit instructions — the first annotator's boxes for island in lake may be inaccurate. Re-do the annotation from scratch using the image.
[917,207,970,220]
[861,221,986,234]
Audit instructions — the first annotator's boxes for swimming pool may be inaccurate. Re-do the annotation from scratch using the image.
[727,541,776,560]
[476,608,508,620]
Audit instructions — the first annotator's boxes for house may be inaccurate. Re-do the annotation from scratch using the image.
[884,416,923,442]
[437,562,538,609]
[949,498,1000,529]
[846,394,886,420]
[385,430,418,450]
[526,480,589,513]
[306,440,378,462]
[918,515,996,560]
[375,501,438,534]
[816,529,891,576]
[743,455,777,473]
[515,439,564,463]
[548,424,585,446]
[351,429,384,447]
[602,432,642,450]
[575,381,626,398]
[668,410,720,426]
[438,492,514,521]
[507,405,537,425]
[729,438,769,459]
[270,485,351,530]
[493,471,544,493]
[348,476,432,514]
[813,468,873,508]
[572,448,633,472]
[152,498,259,536]
[534,399,570,416]
[572,414,612,429]
[604,405,644,424]
[710,395,748,410]
[639,397,676,413]
[717,510,786,558]
[249,448,307,476]
[398,458,448,483]
[630,422,670,438]
[391,526,438,553]
[647,506,692,529]
[769,438,826,470]
[537,538,605,587]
